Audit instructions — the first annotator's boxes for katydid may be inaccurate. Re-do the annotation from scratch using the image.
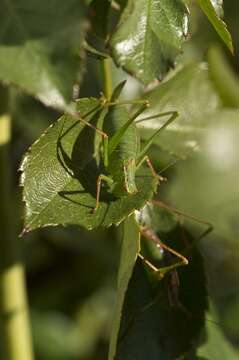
[85,81,178,212]
[59,80,178,212]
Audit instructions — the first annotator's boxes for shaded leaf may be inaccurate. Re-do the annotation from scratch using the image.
[208,45,239,108]
[114,225,208,359]
[168,109,239,240]
[21,98,158,232]
[197,306,239,359]
[196,0,233,52]
[137,62,221,158]
[108,215,140,360]
[110,0,189,84]
[0,1,86,109]
[221,293,239,343]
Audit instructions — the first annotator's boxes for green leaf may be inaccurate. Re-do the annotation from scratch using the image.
[110,0,189,84]
[222,293,239,343]
[108,215,140,360]
[197,306,239,359]
[0,1,86,110]
[21,98,158,232]
[167,109,239,241]
[137,62,221,159]
[208,45,239,108]
[196,0,233,53]
[114,227,208,359]
[210,0,224,17]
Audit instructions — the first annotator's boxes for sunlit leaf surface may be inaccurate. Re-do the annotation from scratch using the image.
[110,0,189,84]
[21,98,158,232]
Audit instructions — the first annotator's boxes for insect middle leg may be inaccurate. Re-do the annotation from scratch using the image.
[136,155,166,183]
[134,111,179,182]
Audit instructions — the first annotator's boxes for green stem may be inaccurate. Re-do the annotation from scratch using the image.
[102,58,112,100]
[0,85,34,360]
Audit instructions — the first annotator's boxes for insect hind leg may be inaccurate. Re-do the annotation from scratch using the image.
[150,199,213,251]
[139,225,188,279]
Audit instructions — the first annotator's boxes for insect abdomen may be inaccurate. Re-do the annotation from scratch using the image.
[103,105,139,190]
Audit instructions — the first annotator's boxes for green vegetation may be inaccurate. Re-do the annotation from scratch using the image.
[0,1,239,359]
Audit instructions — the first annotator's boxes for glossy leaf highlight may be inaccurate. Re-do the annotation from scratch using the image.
[110,0,189,84]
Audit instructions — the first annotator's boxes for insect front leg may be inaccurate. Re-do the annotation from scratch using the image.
[93,174,114,213]
[73,113,109,167]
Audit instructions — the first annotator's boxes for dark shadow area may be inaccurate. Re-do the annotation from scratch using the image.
[116,225,209,359]
[56,109,116,208]
[0,2,86,46]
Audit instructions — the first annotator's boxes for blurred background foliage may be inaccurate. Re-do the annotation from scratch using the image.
[1,0,239,359]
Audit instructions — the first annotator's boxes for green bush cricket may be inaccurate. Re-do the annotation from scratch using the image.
[58,81,201,275]
[61,81,178,212]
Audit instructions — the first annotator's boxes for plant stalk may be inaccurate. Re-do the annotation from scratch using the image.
[102,58,112,100]
[0,84,34,360]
